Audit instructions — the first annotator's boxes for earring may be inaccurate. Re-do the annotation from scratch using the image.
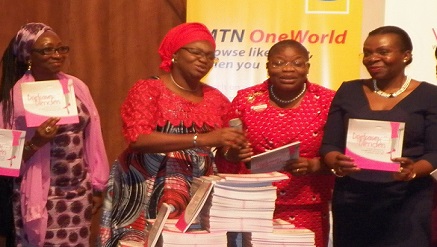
[27,61,31,71]
[171,58,177,64]
[403,59,408,63]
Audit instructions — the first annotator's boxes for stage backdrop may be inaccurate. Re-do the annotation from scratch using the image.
[187,0,436,100]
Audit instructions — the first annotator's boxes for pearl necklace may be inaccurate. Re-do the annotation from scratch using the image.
[170,73,198,92]
[373,76,411,98]
[269,83,306,104]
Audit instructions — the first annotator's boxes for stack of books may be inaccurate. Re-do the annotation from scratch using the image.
[146,172,315,246]
[250,219,315,246]
[160,228,227,247]
[147,203,227,247]
[196,172,288,233]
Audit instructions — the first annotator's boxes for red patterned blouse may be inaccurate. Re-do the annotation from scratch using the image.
[215,80,335,247]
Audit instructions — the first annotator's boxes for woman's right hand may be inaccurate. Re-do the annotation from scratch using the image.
[30,117,61,147]
[201,127,247,149]
[326,152,360,176]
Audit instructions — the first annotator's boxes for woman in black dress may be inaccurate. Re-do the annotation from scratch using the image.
[321,26,437,246]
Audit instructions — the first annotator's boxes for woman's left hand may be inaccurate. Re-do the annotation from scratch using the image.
[392,157,416,181]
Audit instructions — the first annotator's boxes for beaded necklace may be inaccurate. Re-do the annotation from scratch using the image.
[373,76,411,98]
[269,83,306,104]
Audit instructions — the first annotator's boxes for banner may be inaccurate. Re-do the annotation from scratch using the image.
[187,0,380,100]
[188,0,437,100]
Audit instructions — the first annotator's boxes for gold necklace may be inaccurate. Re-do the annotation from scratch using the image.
[373,76,411,98]
[170,73,198,92]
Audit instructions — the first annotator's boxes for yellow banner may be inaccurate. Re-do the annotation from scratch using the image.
[188,0,368,99]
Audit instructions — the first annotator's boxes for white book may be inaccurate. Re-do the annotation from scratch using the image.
[211,195,275,209]
[212,183,277,201]
[21,79,79,127]
[250,141,300,173]
[346,118,405,172]
[0,129,26,177]
[147,203,174,247]
[175,178,215,232]
[217,171,289,186]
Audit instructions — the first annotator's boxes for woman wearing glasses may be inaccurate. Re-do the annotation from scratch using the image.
[99,22,246,245]
[0,23,109,246]
[215,39,335,247]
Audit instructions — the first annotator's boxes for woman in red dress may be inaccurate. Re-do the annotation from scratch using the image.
[99,23,246,246]
[216,40,335,247]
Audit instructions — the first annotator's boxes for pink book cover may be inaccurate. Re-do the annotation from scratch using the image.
[0,129,26,177]
[345,118,405,172]
[21,79,79,127]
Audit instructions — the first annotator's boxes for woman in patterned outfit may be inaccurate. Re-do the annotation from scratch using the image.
[215,40,335,247]
[0,23,109,246]
[99,22,246,246]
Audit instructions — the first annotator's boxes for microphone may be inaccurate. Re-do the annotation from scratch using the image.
[228,118,250,169]
[229,118,243,130]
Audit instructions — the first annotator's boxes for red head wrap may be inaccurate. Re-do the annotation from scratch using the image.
[158,22,216,72]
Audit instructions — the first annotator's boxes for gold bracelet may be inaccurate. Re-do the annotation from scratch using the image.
[193,134,198,147]
[331,168,345,177]
[223,148,231,161]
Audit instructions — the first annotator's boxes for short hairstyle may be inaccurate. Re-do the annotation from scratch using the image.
[368,26,413,52]
[368,26,413,64]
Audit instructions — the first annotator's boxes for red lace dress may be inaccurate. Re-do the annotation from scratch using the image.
[100,78,230,245]
[216,80,335,247]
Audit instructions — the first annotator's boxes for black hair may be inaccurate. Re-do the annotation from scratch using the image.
[267,39,310,60]
[0,37,27,128]
[368,26,413,65]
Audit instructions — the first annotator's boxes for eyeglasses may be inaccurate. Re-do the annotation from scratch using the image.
[268,59,309,69]
[180,47,218,62]
[31,46,70,55]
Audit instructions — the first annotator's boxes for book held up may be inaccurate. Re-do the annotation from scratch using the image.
[21,79,79,127]
[0,129,26,177]
[249,141,300,173]
[345,118,405,172]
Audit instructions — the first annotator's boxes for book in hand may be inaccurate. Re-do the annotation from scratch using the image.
[0,129,26,177]
[249,141,300,173]
[345,118,405,172]
[21,79,79,127]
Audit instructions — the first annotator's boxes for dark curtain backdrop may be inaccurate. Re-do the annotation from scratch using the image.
[0,0,186,162]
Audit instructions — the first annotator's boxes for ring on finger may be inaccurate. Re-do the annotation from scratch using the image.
[45,126,52,133]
